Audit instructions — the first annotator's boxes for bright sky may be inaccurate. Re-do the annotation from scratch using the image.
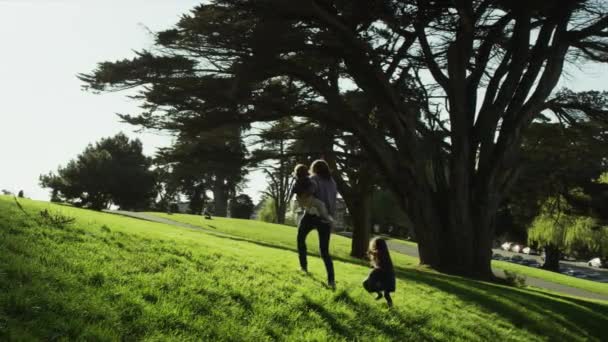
[0,1,607,205]
[0,0,268,203]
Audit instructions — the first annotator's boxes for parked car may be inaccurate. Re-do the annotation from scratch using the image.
[493,254,507,261]
[522,247,537,255]
[501,242,513,251]
[510,255,524,264]
[511,244,523,253]
[588,257,604,268]
[520,259,536,266]
[561,268,584,277]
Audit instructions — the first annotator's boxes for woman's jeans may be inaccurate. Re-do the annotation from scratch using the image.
[297,213,335,283]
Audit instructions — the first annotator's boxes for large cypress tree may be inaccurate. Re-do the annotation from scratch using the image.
[82,1,608,279]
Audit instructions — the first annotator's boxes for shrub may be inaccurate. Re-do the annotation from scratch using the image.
[504,270,527,288]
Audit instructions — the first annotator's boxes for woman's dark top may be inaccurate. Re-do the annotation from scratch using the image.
[310,174,337,216]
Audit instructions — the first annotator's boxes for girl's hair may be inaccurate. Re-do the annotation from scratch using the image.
[293,164,309,178]
[311,159,331,179]
[368,238,394,271]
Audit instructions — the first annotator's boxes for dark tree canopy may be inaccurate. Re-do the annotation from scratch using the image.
[229,193,255,219]
[154,125,247,216]
[82,0,608,278]
[40,133,156,211]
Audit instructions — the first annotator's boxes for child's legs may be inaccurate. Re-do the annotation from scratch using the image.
[384,291,393,307]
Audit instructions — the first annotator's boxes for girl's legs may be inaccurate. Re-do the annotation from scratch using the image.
[384,292,393,307]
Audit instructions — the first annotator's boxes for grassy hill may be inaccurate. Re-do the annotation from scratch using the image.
[1,196,607,341]
[150,212,608,297]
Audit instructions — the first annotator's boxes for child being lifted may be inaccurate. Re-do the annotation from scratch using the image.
[292,164,335,229]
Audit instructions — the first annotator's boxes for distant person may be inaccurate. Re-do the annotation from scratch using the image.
[294,160,337,289]
[203,208,212,220]
[363,237,396,307]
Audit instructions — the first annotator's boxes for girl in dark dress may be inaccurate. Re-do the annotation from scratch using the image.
[363,238,396,307]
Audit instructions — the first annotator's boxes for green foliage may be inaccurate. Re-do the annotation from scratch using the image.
[503,122,608,239]
[39,133,156,211]
[159,211,608,297]
[503,271,527,288]
[257,197,277,223]
[2,196,608,341]
[597,172,608,185]
[528,196,608,259]
[229,194,254,219]
[17,191,23,198]
[38,209,76,229]
[371,189,411,235]
[154,125,247,217]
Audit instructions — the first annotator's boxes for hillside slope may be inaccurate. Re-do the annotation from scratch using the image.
[148,212,608,297]
[1,196,607,341]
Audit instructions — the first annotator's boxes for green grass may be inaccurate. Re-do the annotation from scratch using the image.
[147,213,420,268]
[150,212,608,297]
[1,196,607,341]
[492,260,608,296]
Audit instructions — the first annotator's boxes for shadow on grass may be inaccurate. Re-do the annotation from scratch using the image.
[10,201,604,341]
[332,291,432,340]
[206,231,608,341]
[301,296,355,340]
[199,231,371,268]
[394,268,608,341]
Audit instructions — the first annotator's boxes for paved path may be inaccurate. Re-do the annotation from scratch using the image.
[104,210,235,238]
[105,210,608,301]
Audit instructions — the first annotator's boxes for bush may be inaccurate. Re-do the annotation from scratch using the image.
[504,270,527,288]
[38,209,76,229]
[258,198,277,223]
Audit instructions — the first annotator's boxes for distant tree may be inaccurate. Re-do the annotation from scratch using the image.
[370,188,412,237]
[257,197,278,223]
[528,192,608,271]
[229,194,255,219]
[253,118,299,224]
[1,190,12,196]
[155,126,246,217]
[498,119,608,243]
[39,133,156,210]
[17,190,24,198]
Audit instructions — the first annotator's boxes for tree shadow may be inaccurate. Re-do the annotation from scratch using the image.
[201,232,370,268]
[191,227,608,341]
[392,268,608,341]
[300,296,355,340]
[332,291,433,340]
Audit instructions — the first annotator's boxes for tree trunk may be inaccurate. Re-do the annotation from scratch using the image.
[276,201,287,224]
[188,186,205,215]
[348,193,372,258]
[212,177,228,217]
[273,190,287,224]
[410,187,497,280]
[542,244,561,272]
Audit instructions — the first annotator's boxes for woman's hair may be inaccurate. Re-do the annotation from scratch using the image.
[311,159,331,179]
[368,238,394,271]
[293,164,309,178]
